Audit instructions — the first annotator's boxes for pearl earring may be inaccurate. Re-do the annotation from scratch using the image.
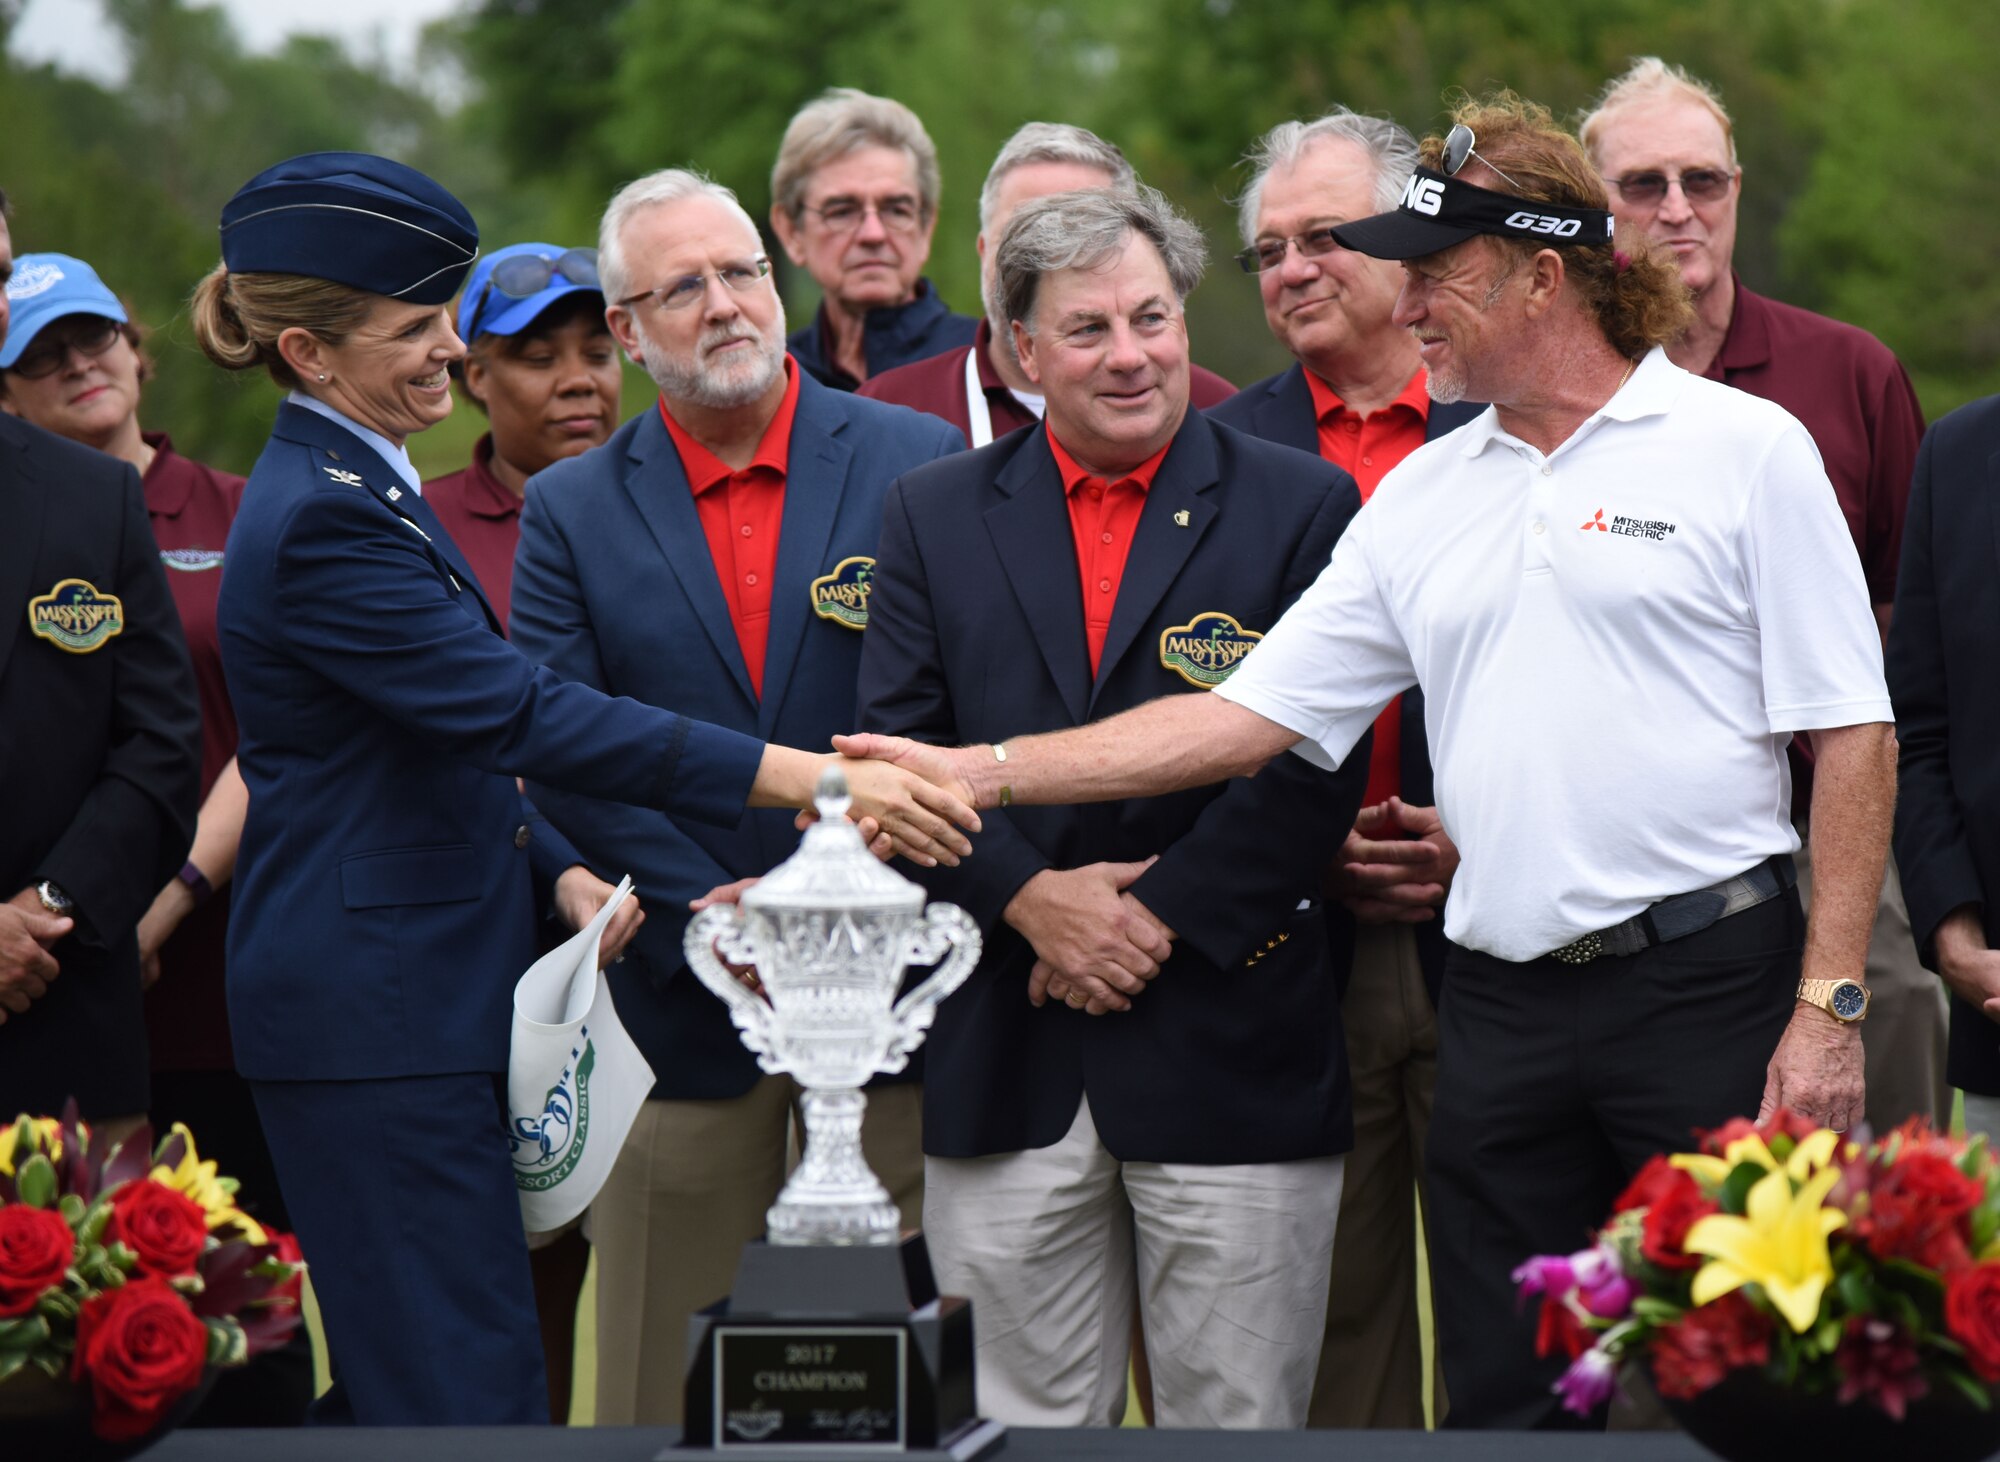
[317,374,327,382]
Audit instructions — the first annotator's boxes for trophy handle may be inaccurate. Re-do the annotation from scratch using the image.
[683,906,787,1075]
[883,903,983,1071]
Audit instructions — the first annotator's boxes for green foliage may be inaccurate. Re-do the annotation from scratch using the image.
[2,0,1993,474]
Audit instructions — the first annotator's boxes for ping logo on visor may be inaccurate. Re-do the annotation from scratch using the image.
[1400,169,1612,244]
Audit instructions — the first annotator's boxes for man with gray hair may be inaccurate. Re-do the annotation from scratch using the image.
[854,185,1367,1428]
[863,121,1235,443]
[1583,59,1936,1136]
[1209,105,1484,1431]
[769,87,977,390]
[508,166,963,1427]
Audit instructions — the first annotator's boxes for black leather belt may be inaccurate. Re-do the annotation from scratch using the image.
[1547,855,1796,965]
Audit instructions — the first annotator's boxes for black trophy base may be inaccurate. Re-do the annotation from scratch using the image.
[677,1233,1004,1458]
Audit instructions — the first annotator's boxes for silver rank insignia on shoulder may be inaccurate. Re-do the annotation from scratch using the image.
[386,486,403,502]
[324,465,364,486]
[1173,509,1191,527]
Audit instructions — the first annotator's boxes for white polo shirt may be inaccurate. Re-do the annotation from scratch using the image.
[1216,347,1891,962]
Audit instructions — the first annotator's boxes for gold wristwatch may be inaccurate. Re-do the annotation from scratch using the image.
[1797,977,1870,1024]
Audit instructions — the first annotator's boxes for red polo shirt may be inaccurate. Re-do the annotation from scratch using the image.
[1046,429,1172,676]
[423,435,526,635]
[1305,367,1434,811]
[658,356,803,696]
[139,434,244,1072]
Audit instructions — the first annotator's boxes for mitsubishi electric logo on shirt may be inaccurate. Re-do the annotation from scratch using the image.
[1580,508,1677,542]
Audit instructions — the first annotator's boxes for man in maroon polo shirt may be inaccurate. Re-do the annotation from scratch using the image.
[1207,106,1484,1431]
[1583,58,1935,1132]
[860,122,1234,445]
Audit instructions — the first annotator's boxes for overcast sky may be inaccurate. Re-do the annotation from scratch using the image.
[12,0,465,82]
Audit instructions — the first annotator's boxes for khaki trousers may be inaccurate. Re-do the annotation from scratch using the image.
[1309,922,1441,1429]
[925,1095,1344,1430]
[1795,841,1950,1128]
[591,1077,924,1425]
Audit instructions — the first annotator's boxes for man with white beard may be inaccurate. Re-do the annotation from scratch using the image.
[506,168,963,1426]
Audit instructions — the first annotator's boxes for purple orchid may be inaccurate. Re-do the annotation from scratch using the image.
[1554,1345,1619,1417]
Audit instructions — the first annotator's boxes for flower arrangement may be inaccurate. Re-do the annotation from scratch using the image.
[1516,1111,2000,1422]
[0,1107,302,1442]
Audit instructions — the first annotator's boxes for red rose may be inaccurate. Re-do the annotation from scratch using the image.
[71,1277,209,1441]
[1862,1152,1983,1273]
[105,1180,208,1277]
[1945,1262,2000,1382]
[0,1204,76,1317]
[1615,1154,1680,1213]
[1641,1174,1718,1271]
[1649,1291,1772,1399]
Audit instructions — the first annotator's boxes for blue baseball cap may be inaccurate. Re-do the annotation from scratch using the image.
[0,254,129,370]
[456,242,604,342]
[220,152,479,305]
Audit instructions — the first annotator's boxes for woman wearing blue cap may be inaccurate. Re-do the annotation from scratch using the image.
[425,242,618,636]
[189,152,979,1426]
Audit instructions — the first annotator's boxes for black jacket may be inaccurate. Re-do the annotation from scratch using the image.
[1208,363,1482,1005]
[0,415,200,1117]
[1886,393,2000,1093]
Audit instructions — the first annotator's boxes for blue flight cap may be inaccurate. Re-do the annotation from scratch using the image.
[456,242,604,342]
[219,152,479,305]
[0,254,130,370]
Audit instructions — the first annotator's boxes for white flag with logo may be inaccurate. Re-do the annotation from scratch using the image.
[506,876,654,1234]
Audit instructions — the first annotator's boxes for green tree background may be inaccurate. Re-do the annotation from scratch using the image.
[3,0,1993,477]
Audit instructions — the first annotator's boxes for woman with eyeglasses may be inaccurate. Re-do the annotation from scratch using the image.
[0,252,313,1425]
[425,243,619,635]
[188,152,979,1426]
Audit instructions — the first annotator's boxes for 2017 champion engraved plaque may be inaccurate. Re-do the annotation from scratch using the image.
[716,1327,905,1448]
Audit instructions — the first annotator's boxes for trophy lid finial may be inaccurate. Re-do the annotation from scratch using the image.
[814,765,853,822]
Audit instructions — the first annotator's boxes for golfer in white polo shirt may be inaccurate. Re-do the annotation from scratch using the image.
[836,94,1896,1432]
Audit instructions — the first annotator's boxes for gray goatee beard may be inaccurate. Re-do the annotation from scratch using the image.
[641,316,787,410]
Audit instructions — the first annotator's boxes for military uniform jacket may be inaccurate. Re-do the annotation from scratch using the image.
[0,414,201,1117]
[511,376,964,1100]
[217,404,765,1083]
[857,411,1368,1165]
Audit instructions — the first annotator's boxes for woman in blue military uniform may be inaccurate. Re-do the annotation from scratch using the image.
[190,153,976,1426]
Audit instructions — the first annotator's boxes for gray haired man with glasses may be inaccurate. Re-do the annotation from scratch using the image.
[507,167,964,1428]
[1584,58,1936,1137]
[770,88,978,390]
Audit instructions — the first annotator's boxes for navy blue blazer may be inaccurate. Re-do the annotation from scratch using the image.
[1887,393,2000,1095]
[857,411,1368,1165]
[511,375,964,1100]
[217,403,765,1083]
[1208,363,1482,1006]
[0,415,200,1118]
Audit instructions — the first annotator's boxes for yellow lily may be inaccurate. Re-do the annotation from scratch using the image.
[0,1117,63,1176]
[1672,1129,1841,1189]
[148,1122,267,1244]
[1685,1165,1846,1332]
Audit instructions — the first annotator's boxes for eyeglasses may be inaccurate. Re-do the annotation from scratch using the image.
[1605,168,1738,206]
[615,256,773,313]
[8,317,122,380]
[1236,226,1345,274]
[465,247,600,339]
[802,198,925,233]
[1440,123,1526,192]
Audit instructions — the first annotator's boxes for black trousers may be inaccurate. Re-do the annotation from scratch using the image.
[1426,890,1803,1430]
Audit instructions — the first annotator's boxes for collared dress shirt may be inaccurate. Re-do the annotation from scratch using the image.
[656,356,804,697]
